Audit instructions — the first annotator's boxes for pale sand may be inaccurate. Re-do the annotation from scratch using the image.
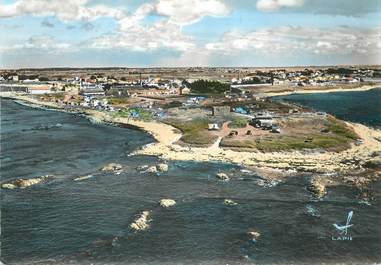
[263,84,380,98]
[3,94,381,173]
[134,122,381,173]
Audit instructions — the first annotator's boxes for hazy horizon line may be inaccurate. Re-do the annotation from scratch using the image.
[1,63,380,71]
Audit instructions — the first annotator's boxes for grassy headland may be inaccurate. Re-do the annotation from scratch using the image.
[164,118,218,146]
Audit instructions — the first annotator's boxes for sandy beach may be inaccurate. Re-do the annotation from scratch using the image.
[3,93,381,174]
[134,121,381,173]
[262,84,380,97]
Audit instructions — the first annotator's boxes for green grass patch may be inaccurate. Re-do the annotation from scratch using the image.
[325,116,358,140]
[162,101,182,109]
[187,79,230,95]
[113,108,153,121]
[221,134,354,152]
[221,116,358,152]
[164,118,218,145]
[38,92,65,101]
[107,97,131,105]
[228,117,248,128]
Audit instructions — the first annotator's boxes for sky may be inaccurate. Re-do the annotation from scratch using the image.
[0,0,380,68]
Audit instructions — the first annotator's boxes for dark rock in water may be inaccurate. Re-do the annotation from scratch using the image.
[111,236,120,247]
[343,174,378,188]
[23,123,63,131]
[357,189,373,205]
[92,238,113,248]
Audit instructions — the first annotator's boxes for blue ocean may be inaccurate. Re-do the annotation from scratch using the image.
[1,97,380,264]
[274,88,381,128]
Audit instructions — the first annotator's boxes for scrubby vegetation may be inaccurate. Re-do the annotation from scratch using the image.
[221,134,353,152]
[221,116,358,152]
[228,117,248,128]
[326,68,355,75]
[162,101,182,109]
[188,80,230,94]
[107,97,131,105]
[37,93,65,101]
[113,108,153,121]
[164,118,218,145]
[325,116,358,140]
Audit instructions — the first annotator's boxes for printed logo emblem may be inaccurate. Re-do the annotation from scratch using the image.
[332,211,353,241]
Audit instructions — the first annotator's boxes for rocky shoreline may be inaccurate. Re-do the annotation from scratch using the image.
[2,93,381,176]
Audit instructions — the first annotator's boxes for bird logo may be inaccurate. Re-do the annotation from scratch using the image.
[333,211,353,235]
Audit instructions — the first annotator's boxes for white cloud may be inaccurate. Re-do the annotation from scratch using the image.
[88,20,195,52]
[154,0,230,25]
[0,0,125,22]
[205,26,381,56]
[256,0,304,12]
[0,0,231,55]
[118,3,155,31]
[0,0,230,25]
[87,0,230,52]
[12,35,71,51]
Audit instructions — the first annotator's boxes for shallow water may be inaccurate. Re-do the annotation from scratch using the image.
[1,98,381,264]
[274,87,381,128]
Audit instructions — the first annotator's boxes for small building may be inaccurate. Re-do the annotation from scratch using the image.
[232,107,248,114]
[257,119,273,129]
[208,123,220,130]
[250,113,274,129]
[180,87,191,95]
[107,85,130,97]
[212,106,230,116]
[0,84,28,93]
[81,88,105,97]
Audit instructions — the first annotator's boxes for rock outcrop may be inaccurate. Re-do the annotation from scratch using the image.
[137,165,149,172]
[101,163,123,172]
[74,175,94,181]
[216,172,230,181]
[159,199,176,208]
[138,163,169,174]
[130,211,151,231]
[224,199,237,206]
[307,177,327,199]
[157,163,169,172]
[247,229,261,241]
[145,166,158,173]
[1,175,51,189]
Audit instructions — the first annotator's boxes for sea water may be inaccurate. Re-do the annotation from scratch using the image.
[274,87,381,128]
[1,98,380,264]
